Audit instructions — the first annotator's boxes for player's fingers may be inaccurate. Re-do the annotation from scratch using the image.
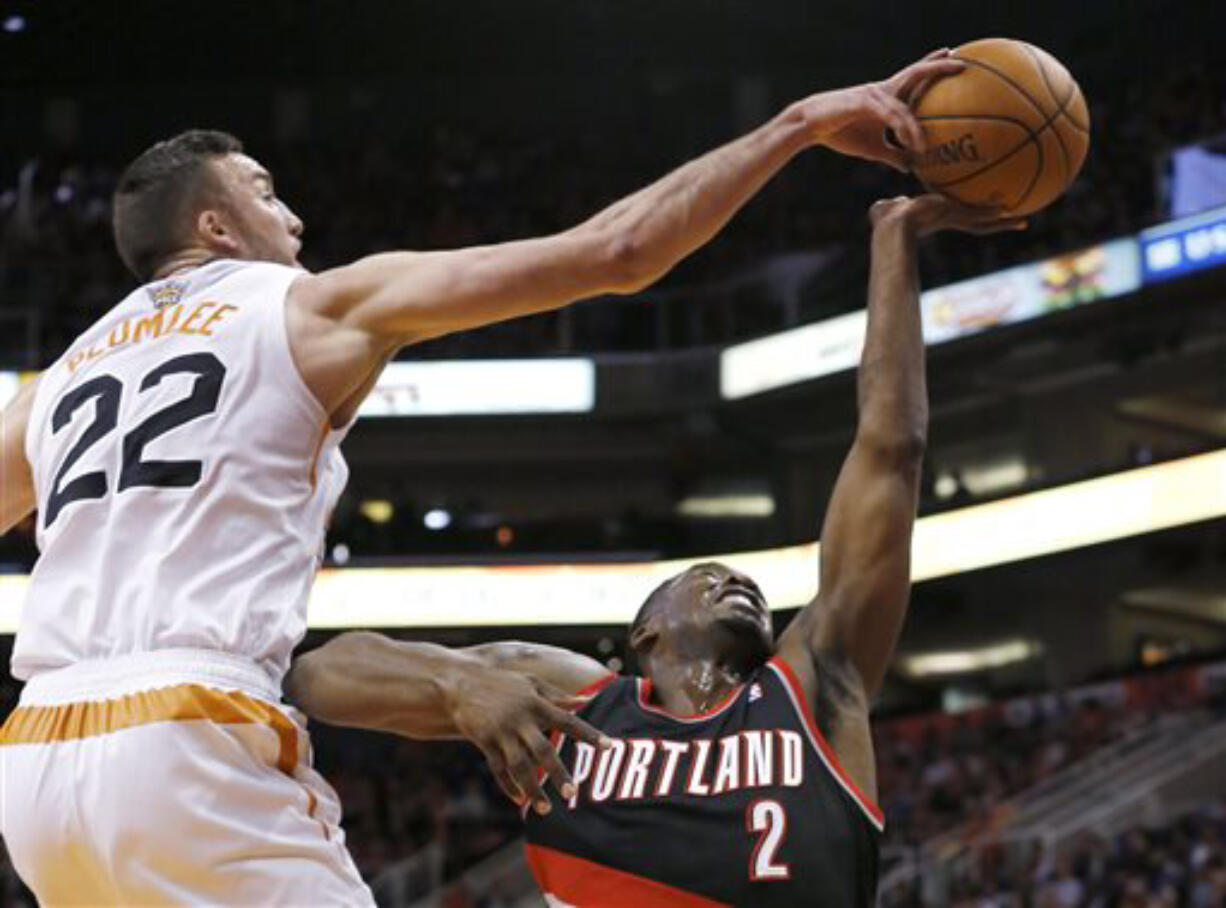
[874,91,926,153]
[482,749,526,806]
[542,702,612,750]
[525,729,574,804]
[505,743,549,815]
[968,217,1029,235]
[546,692,592,712]
[878,128,912,172]
[891,56,964,99]
[510,749,549,813]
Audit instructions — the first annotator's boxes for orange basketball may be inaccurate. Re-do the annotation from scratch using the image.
[909,38,1090,216]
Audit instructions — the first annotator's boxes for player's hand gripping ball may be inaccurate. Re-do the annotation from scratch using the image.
[906,38,1090,216]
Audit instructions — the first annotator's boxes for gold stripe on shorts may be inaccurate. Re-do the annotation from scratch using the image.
[0,683,298,774]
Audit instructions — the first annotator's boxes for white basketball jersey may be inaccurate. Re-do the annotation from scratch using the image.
[14,260,350,684]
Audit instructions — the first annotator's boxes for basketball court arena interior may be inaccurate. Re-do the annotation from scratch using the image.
[1,2,1225,905]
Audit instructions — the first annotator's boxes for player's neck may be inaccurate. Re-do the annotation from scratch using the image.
[645,656,745,716]
[154,248,222,279]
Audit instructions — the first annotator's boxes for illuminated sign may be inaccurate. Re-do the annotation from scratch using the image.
[0,360,596,417]
[1141,204,1226,282]
[922,238,1139,344]
[2,449,1223,632]
[722,238,1140,400]
[0,372,19,408]
[720,310,866,400]
[357,359,595,417]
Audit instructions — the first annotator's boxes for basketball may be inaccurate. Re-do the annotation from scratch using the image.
[909,38,1090,216]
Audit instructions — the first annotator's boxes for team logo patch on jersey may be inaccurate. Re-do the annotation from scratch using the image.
[146,280,189,309]
[749,683,763,703]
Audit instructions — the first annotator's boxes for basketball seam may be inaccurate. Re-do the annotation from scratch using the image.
[919,88,1075,210]
[916,115,1041,204]
[943,55,1067,211]
[1059,110,1090,134]
[1026,46,1090,132]
[1021,43,1072,181]
[1023,43,1072,109]
[955,56,1050,122]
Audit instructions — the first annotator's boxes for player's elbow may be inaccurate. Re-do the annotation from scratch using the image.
[282,653,320,710]
[595,227,658,294]
[854,424,927,472]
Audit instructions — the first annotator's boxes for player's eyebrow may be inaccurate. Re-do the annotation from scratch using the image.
[252,170,275,192]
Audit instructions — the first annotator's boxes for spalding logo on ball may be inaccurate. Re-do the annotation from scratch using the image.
[908,38,1090,216]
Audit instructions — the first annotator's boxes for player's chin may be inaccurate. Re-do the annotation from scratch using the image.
[717,615,773,666]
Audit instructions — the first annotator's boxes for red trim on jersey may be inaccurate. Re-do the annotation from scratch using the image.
[634,677,744,723]
[574,672,619,699]
[767,656,885,830]
[525,843,730,908]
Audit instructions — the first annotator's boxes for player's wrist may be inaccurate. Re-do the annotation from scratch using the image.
[777,99,831,150]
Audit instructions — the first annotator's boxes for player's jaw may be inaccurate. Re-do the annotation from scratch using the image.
[205,153,305,269]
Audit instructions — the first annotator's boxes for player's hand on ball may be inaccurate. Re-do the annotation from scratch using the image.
[869,194,1028,237]
[446,666,610,814]
[800,49,964,171]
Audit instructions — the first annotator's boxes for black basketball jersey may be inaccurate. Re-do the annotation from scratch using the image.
[523,656,881,907]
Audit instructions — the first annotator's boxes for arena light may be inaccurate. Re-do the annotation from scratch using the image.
[1,449,1223,632]
[676,493,776,518]
[0,371,36,408]
[358,359,595,417]
[423,508,452,531]
[898,639,1042,678]
[359,499,394,524]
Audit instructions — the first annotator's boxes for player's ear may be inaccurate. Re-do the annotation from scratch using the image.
[628,618,659,654]
[196,208,241,256]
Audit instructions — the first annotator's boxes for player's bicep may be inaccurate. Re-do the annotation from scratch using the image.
[464,642,614,696]
[300,228,635,344]
[0,377,39,534]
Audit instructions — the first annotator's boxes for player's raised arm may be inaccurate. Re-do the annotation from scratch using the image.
[285,632,611,813]
[0,377,39,535]
[286,53,963,418]
[777,196,1025,700]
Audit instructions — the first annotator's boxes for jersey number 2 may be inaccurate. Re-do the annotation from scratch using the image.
[746,798,790,881]
[44,353,226,529]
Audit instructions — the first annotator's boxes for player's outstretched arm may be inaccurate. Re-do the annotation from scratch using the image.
[0,378,39,535]
[777,197,1026,700]
[285,53,963,419]
[285,631,611,813]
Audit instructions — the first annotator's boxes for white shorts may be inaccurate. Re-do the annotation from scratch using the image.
[0,649,374,906]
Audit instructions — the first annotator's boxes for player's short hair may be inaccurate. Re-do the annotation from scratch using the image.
[629,576,676,643]
[113,129,243,282]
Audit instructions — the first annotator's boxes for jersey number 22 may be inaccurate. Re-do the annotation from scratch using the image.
[43,353,226,529]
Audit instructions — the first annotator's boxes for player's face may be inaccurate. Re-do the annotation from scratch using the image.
[661,562,774,665]
[205,153,304,268]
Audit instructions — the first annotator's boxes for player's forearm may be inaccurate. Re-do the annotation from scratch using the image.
[284,631,484,739]
[855,215,928,460]
[580,104,813,291]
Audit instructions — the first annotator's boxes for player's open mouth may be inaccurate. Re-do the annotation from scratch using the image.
[718,588,764,616]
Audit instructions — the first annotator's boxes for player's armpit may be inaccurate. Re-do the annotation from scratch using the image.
[0,376,40,535]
